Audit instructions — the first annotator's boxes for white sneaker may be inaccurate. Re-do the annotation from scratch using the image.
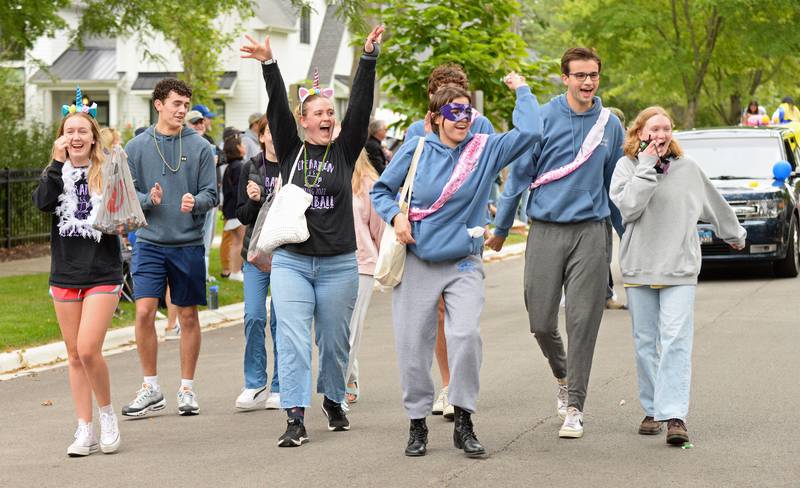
[228,271,244,282]
[432,386,448,415]
[443,401,455,420]
[164,323,181,341]
[235,387,267,410]
[559,406,584,438]
[557,382,569,419]
[99,411,121,454]
[177,387,200,416]
[265,392,281,410]
[67,422,99,457]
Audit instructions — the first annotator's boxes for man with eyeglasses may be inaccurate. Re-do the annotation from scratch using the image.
[487,47,625,439]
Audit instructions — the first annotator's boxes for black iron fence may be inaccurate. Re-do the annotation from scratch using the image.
[1,168,50,247]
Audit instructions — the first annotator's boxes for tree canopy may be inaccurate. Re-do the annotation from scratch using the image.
[522,0,800,128]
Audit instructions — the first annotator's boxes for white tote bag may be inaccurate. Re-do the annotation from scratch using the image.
[255,148,313,254]
[374,138,425,287]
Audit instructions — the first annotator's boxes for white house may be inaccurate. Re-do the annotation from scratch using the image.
[24,0,359,134]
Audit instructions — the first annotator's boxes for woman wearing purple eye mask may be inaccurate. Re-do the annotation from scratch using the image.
[371,73,541,458]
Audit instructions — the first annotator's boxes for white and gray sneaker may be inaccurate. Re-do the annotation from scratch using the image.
[177,386,200,415]
[121,383,166,417]
[99,411,121,454]
[235,387,268,410]
[557,382,569,419]
[164,323,181,341]
[559,406,584,438]
[432,386,449,415]
[67,422,99,457]
[265,392,281,410]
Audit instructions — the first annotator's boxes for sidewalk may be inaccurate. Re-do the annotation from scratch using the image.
[0,242,526,378]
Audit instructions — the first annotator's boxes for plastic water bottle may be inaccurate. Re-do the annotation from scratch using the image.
[208,285,219,310]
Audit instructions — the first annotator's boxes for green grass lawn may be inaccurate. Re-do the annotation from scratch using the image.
[0,244,244,352]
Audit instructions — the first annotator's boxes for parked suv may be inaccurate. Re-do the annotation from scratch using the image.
[675,127,800,277]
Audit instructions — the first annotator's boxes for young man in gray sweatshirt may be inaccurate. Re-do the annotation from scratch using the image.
[122,78,217,418]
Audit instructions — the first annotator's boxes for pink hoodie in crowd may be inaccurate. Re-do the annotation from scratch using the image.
[353,176,385,275]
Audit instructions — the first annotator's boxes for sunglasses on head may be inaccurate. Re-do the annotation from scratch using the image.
[439,102,473,123]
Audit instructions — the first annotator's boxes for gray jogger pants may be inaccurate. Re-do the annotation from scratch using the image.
[392,253,484,419]
[523,220,609,411]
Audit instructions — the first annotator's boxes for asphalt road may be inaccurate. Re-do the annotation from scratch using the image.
[1,257,798,487]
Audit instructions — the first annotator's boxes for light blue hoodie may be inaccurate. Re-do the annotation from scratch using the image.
[405,114,495,140]
[126,126,217,247]
[371,86,541,262]
[493,94,624,235]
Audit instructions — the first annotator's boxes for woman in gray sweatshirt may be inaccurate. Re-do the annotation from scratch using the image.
[609,106,746,446]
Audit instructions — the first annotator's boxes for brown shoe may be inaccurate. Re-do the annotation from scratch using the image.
[605,298,628,310]
[638,416,663,435]
[666,418,689,445]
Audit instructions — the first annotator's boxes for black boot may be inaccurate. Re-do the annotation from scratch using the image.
[405,418,428,457]
[453,406,486,458]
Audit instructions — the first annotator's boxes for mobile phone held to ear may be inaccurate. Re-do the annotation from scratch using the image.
[637,136,651,155]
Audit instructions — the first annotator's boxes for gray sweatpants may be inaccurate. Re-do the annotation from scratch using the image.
[523,220,609,411]
[392,253,484,419]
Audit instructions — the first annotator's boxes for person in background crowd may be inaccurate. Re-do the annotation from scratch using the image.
[344,149,385,405]
[123,78,217,418]
[240,25,384,448]
[221,135,246,281]
[235,115,282,411]
[610,106,745,446]
[365,119,390,174]
[187,109,221,282]
[243,112,264,161]
[99,127,122,152]
[771,96,800,124]
[33,98,123,456]
[741,100,768,126]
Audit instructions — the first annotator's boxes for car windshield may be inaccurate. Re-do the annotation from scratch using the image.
[676,136,782,179]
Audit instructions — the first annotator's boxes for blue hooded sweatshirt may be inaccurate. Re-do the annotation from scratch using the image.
[371,86,541,262]
[126,125,217,247]
[493,94,624,236]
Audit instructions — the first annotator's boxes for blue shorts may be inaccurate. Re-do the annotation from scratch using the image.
[131,241,207,307]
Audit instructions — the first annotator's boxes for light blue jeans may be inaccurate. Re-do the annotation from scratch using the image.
[626,285,696,421]
[242,262,280,392]
[270,248,358,409]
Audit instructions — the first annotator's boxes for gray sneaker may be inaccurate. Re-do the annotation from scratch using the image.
[177,387,200,416]
[121,383,166,417]
[164,323,181,341]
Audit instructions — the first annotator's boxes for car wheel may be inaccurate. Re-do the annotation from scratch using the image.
[774,215,799,278]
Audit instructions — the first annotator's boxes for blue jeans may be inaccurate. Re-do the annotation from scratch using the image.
[626,285,695,421]
[270,248,358,408]
[242,262,279,392]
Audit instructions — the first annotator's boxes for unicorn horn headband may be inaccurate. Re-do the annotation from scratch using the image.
[61,86,98,118]
[299,67,334,104]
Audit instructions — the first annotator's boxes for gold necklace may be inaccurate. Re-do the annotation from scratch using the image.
[152,127,183,172]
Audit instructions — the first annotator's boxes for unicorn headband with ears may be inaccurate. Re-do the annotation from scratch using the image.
[61,86,98,118]
[298,68,334,104]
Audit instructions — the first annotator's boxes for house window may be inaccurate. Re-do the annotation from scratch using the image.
[300,8,311,44]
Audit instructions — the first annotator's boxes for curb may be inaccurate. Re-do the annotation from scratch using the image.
[0,302,246,380]
[0,243,526,379]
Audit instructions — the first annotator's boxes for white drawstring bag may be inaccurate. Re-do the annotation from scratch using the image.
[374,138,425,287]
[255,148,312,254]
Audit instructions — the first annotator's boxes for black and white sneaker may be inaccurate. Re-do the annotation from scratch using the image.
[277,418,308,447]
[121,383,166,417]
[321,397,350,431]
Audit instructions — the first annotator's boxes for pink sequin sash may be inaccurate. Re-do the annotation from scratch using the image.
[530,108,610,189]
[408,134,489,222]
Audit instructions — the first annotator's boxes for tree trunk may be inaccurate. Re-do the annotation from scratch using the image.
[684,98,698,128]
[728,93,742,125]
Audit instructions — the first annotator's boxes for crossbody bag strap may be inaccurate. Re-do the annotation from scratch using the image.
[278,145,305,191]
[398,137,426,214]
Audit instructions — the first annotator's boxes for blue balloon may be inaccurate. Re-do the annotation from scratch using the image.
[773,160,792,181]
